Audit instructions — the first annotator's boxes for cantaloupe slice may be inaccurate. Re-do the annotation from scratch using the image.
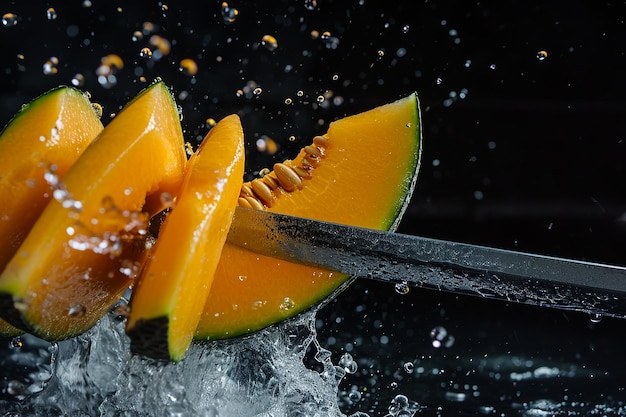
[126,114,244,361]
[0,86,104,336]
[195,93,421,340]
[0,81,187,340]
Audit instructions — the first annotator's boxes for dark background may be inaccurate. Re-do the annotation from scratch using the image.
[2,1,626,415]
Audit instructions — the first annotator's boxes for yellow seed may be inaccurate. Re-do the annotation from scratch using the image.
[313,135,328,148]
[251,179,274,206]
[241,183,254,197]
[261,174,280,190]
[303,145,321,157]
[302,156,319,168]
[244,195,265,210]
[101,54,124,70]
[292,165,311,178]
[238,197,252,209]
[179,58,198,76]
[274,163,302,192]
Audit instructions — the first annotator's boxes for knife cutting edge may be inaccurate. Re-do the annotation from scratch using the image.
[227,206,626,319]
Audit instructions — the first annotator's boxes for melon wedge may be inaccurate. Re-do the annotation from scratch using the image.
[126,114,244,361]
[0,81,187,340]
[195,93,421,340]
[0,86,103,336]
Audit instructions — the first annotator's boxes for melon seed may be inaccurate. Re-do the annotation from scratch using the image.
[273,163,303,192]
[250,179,274,207]
[244,196,265,210]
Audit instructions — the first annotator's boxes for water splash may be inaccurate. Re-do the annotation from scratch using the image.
[0,307,347,416]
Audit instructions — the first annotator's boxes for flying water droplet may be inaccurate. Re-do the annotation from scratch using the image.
[261,34,278,51]
[430,325,455,348]
[1,13,18,27]
[536,50,548,61]
[394,281,410,295]
[139,47,153,59]
[46,8,58,20]
[221,2,238,24]
[338,352,358,374]
[43,56,59,75]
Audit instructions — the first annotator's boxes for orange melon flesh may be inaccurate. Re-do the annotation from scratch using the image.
[0,81,187,340]
[0,86,103,336]
[126,114,244,361]
[0,86,103,272]
[196,93,421,340]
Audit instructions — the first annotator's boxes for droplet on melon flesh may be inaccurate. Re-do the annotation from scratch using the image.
[0,86,104,336]
[126,114,245,362]
[0,81,187,340]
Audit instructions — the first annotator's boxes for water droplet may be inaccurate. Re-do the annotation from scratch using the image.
[139,47,153,59]
[261,34,278,51]
[82,0,92,7]
[253,87,262,95]
[43,56,59,75]
[304,0,318,10]
[402,24,410,34]
[338,352,358,374]
[403,361,414,374]
[132,30,144,42]
[430,325,456,348]
[394,281,410,295]
[6,380,26,397]
[10,336,23,349]
[536,50,548,61]
[221,2,239,24]
[68,304,87,318]
[71,73,85,87]
[46,8,58,20]
[489,63,497,70]
[284,97,293,105]
[91,103,103,119]
[589,313,602,323]
[2,13,18,27]
[279,297,296,312]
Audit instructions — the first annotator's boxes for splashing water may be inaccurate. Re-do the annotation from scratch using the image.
[0,306,346,416]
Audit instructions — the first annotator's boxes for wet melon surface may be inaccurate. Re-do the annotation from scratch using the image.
[195,93,421,340]
[0,86,104,337]
[0,81,187,340]
[0,85,421,359]
[126,114,245,361]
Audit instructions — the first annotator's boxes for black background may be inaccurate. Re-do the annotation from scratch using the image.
[1,1,626,415]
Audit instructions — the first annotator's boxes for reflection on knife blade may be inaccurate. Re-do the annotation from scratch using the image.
[227,207,626,319]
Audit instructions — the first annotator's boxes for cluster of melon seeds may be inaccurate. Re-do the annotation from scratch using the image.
[238,135,328,209]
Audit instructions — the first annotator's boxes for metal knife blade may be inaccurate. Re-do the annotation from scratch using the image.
[227,207,626,319]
